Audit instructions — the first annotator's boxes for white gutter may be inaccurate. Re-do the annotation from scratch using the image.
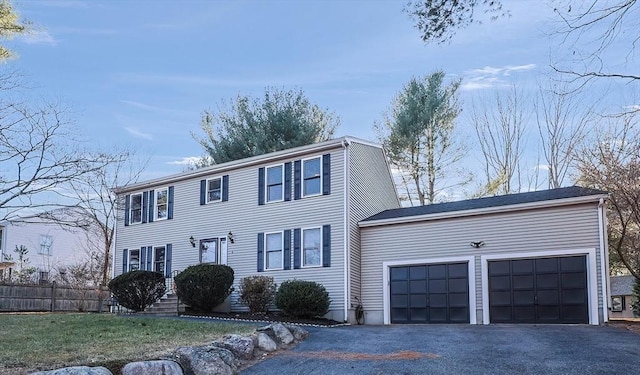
[598,197,610,323]
[359,194,609,228]
[342,139,350,323]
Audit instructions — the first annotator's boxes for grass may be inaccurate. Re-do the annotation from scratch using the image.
[0,313,256,374]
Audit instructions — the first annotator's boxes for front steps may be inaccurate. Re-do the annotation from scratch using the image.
[139,293,185,315]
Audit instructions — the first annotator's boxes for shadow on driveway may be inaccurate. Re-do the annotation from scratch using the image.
[241,324,640,374]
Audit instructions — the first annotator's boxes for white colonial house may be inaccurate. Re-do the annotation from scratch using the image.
[113,137,611,325]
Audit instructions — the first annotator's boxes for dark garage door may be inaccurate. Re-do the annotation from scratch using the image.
[390,262,469,323]
[488,255,588,324]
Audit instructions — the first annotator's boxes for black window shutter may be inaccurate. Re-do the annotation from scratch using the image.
[122,249,128,274]
[168,186,174,220]
[200,180,206,205]
[322,153,331,195]
[124,195,130,226]
[294,160,301,200]
[142,191,149,223]
[140,246,146,271]
[258,168,265,205]
[293,228,301,269]
[165,244,172,278]
[284,162,292,201]
[148,190,155,222]
[322,225,331,267]
[257,233,264,272]
[283,229,291,270]
[222,175,229,202]
[147,246,153,271]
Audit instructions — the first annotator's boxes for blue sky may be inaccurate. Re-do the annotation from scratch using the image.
[7,0,635,182]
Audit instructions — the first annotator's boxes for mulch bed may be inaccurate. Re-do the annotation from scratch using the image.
[608,318,640,334]
[182,308,344,327]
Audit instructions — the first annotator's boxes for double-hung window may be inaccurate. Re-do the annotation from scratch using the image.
[302,157,322,197]
[265,232,283,270]
[207,177,222,203]
[39,235,53,256]
[302,227,322,267]
[266,165,284,202]
[154,246,166,275]
[129,193,143,224]
[129,249,140,271]
[155,188,168,220]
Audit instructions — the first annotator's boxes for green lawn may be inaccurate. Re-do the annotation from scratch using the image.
[0,313,255,374]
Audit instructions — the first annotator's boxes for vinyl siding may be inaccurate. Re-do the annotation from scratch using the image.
[360,203,603,324]
[115,147,346,320]
[347,142,399,312]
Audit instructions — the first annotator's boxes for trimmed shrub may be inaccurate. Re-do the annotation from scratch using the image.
[108,270,166,312]
[239,275,276,314]
[174,264,234,312]
[274,279,330,318]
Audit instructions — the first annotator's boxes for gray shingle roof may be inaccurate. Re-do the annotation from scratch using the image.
[610,275,637,296]
[362,186,608,222]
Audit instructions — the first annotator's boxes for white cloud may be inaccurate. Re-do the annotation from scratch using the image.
[19,30,57,46]
[462,64,537,91]
[121,100,166,112]
[124,127,153,140]
[535,164,550,171]
[166,156,203,166]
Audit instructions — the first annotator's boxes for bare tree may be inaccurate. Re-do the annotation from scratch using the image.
[576,111,640,277]
[470,86,529,195]
[552,0,639,89]
[534,80,595,188]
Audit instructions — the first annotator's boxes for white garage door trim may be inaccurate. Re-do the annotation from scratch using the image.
[480,248,599,325]
[383,255,476,325]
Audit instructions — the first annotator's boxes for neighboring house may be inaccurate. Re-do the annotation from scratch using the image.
[359,187,610,325]
[112,137,400,322]
[113,137,611,325]
[610,275,637,318]
[0,215,93,283]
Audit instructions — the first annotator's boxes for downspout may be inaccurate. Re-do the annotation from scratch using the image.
[597,197,610,323]
[342,139,350,323]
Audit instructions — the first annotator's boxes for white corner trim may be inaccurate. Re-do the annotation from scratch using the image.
[343,145,350,323]
[382,255,477,325]
[480,248,600,325]
[598,198,610,322]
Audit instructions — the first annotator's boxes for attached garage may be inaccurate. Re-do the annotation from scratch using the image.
[358,186,609,325]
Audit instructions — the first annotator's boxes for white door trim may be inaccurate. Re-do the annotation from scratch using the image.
[382,255,477,325]
[480,248,599,325]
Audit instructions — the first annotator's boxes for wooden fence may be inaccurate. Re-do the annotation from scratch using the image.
[0,283,108,312]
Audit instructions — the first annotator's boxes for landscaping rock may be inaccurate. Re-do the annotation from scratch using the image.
[211,334,256,360]
[285,325,309,341]
[256,332,278,352]
[271,323,294,345]
[29,366,112,375]
[121,360,183,375]
[171,346,237,375]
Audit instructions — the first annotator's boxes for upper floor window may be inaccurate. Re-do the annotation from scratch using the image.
[0,227,4,253]
[302,157,322,197]
[265,232,283,270]
[302,227,322,267]
[39,235,53,255]
[266,165,284,202]
[129,193,143,224]
[155,188,168,220]
[207,177,222,203]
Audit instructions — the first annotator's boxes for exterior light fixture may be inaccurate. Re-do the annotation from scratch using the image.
[189,236,196,247]
[228,231,235,244]
[470,241,485,248]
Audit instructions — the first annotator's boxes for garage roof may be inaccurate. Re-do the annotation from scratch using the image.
[362,186,608,224]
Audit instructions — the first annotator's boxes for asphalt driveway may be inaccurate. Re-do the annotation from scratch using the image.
[241,324,640,374]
